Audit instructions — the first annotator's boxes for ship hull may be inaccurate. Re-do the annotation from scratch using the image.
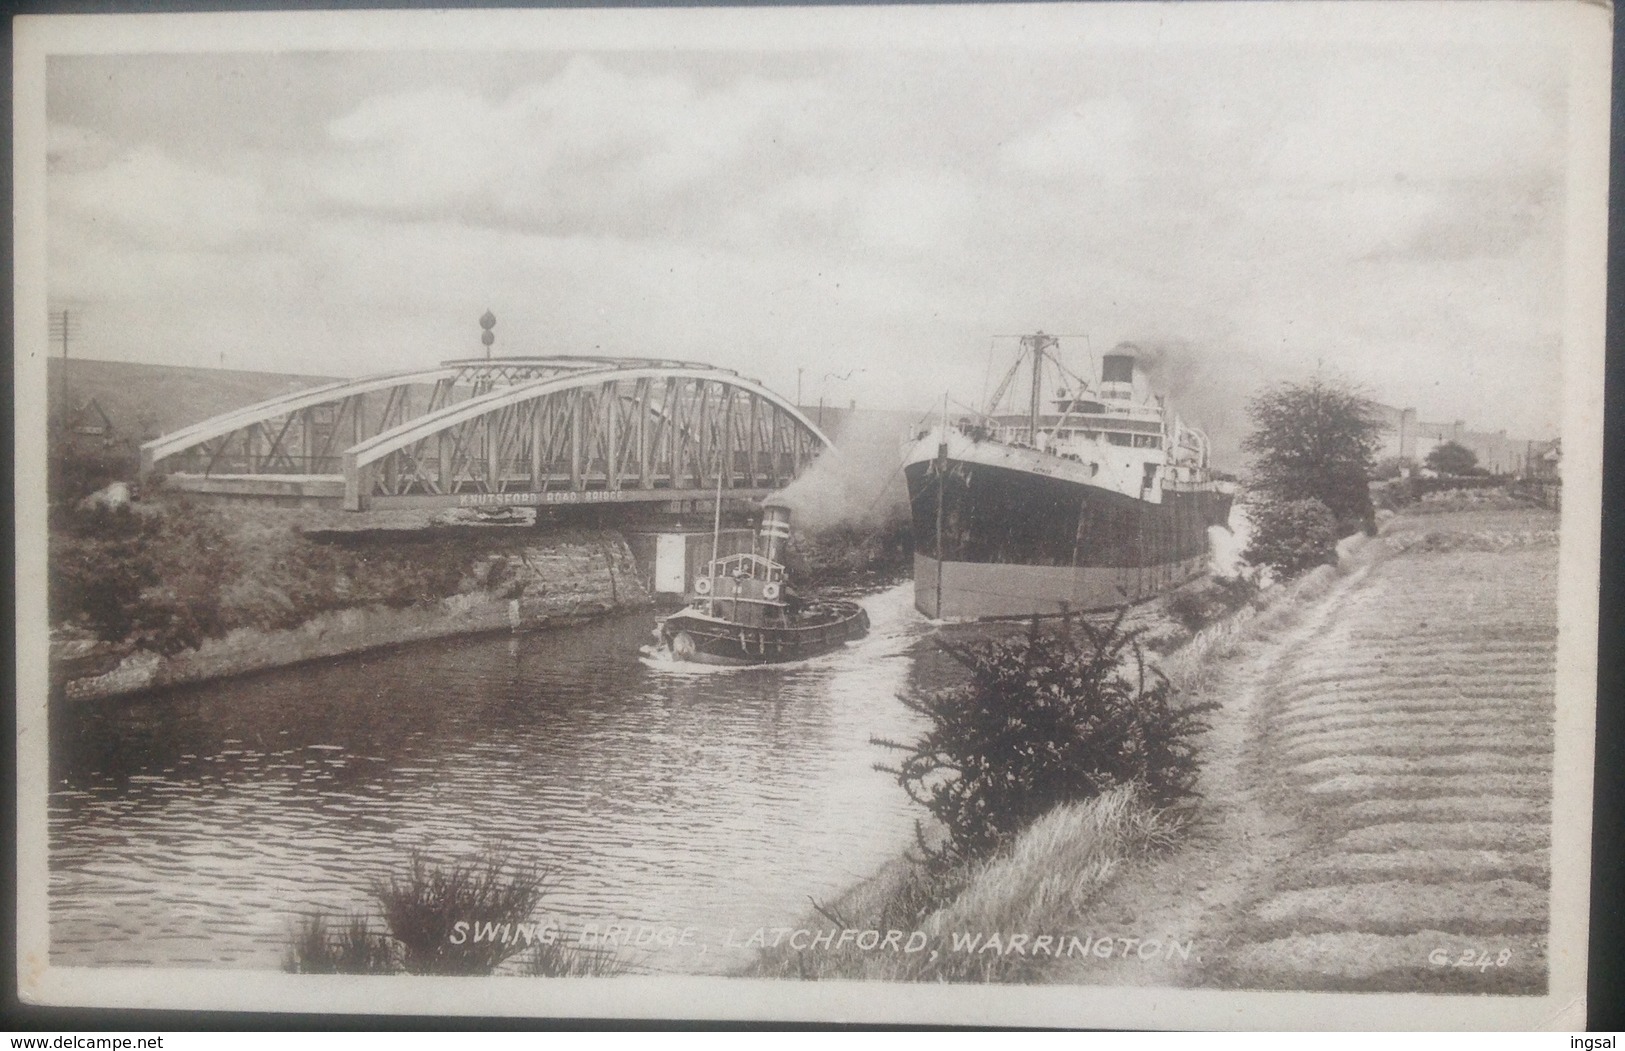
[905,451,1233,619]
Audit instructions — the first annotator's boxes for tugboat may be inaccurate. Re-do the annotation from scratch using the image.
[649,505,869,665]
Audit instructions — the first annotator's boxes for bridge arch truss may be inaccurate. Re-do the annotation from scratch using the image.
[140,357,832,512]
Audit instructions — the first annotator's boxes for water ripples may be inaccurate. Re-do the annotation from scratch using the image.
[50,583,934,974]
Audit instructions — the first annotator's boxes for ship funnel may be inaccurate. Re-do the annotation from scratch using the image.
[759,505,792,566]
[1101,343,1145,402]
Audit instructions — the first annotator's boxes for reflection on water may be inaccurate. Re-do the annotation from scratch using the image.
[49,583,933,973]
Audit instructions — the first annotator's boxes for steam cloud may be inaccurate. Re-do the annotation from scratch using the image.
[766,411,915,533]
[1207,502,1250,579]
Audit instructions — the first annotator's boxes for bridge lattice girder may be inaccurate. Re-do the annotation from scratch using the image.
[139,357,832,511]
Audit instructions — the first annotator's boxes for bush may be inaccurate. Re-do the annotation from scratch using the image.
[522,940,628,978]
[787,517,913,588]
[1244,497,1338,578]
[49,499,239,654]
[285,850,589,977]
[374,850,550,976]
[1370,456,1416,482]
[1371,477,1419,512]
[874,615,1218,867]
[48,439,138,517]
[1163,575,1259,633]
[49,506,157,639]
[284,912,396,975]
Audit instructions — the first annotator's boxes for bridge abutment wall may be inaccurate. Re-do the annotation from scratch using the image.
[57,529,652,702]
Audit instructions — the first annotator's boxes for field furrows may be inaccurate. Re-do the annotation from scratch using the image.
[1279,735,1553,763]
[1275,672,1555,699]
[1220,525,1558,993]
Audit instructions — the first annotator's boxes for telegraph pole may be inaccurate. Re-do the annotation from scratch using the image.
[49,309,72,427]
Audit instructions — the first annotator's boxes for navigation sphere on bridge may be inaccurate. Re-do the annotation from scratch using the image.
[481,331,495,347]
[479,310,496,331]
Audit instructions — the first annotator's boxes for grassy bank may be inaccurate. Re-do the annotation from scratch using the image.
[741,533,1384,984]
[746,785,1185,982]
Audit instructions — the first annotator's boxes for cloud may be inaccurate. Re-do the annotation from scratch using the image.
[47,123,119,174]
[39,37,1575,443]
[1264,58,1561,188]
[999,96,1142,185]
[50,144,272,252]
[308,56,815,238]
[737,167,975,258]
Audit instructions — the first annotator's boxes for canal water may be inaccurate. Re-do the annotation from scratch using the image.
[48,583,937,974]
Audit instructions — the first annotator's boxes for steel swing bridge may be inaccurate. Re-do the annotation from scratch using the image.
[139,356,833,512]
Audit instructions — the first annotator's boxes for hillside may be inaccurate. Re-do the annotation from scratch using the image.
[47,358,341,441]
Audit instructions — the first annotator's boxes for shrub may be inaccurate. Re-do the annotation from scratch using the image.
[523,940,628,978]
[1162,574,1257,634]
[874,616,1218,867]
[1244,497,1338,578]
[1372,477,1419,512]
[284,912,396,975]
[49,498,239,654]
[284,850,569,977]
[49,506,156,639]
[1371,456,1416,482]
[129,500,238,654]
[1162,588,1214,634]
[48,439,138,517]
[787,517,913,588]
[373,850,550,976]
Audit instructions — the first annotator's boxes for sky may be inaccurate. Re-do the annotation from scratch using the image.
[38,5,1585,457]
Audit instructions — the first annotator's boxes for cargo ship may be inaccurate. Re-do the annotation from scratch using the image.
[903,334,1234,619]
[647,505,870,665]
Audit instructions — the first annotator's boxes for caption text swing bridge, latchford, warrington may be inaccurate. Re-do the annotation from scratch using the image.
[138,356,833,512]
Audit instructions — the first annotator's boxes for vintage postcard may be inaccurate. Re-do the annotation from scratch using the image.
[12,1,1609,1029]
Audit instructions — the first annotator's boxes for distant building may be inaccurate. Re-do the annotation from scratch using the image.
[68,397,113,438]
[1525,437,1561,481]
[1371,402,1539,476]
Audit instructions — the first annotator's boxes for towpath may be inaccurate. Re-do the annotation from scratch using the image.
[1056,505,1560,995]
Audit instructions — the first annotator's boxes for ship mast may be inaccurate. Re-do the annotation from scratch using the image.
[1027,333,1058,445]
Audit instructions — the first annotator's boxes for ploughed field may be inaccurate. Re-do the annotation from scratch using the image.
[1061,505,1561,994]
[1221,507,1559,993]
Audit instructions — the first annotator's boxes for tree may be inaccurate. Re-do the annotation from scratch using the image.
[873,616,1218,867]
[1425,441,1480,477]
[1244,497,1338,578]
[1243,378,1382,535]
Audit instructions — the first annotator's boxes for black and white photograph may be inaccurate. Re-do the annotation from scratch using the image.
[12,2,1609,1028]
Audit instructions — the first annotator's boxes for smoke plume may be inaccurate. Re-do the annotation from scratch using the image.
[766,410,915,533]
[1119,338,1278,473]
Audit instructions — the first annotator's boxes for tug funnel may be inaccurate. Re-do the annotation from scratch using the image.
[760,505,792,565]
